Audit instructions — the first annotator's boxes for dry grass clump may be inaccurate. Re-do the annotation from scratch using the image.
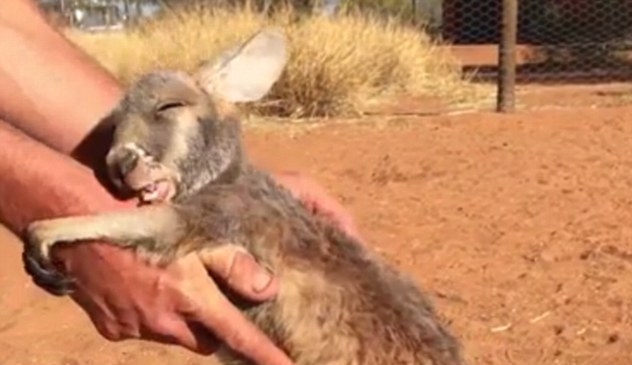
[66,5,482,118]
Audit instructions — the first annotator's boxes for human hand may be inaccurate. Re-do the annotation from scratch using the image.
[52,234,293,365]
[272,170,363,243]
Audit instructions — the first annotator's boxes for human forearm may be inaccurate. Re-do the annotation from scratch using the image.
[0,0,121,157]
[0,122,128,234]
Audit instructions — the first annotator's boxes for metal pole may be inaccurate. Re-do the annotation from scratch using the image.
[59,0,66,25]
[497,0,518,113]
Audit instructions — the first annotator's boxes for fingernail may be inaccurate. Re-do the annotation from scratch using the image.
[253,267,273,292]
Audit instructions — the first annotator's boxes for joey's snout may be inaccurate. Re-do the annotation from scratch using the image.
[106,146,142,192]
[106,145,179,203]
[113,148,140,178]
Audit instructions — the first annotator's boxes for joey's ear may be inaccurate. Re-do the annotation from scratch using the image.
[194,28,287,103]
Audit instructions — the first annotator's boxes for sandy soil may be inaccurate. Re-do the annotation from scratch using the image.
[3,104,632,365]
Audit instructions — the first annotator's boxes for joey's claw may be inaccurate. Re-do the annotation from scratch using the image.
[22,250,76,296]
[23,225,76,296]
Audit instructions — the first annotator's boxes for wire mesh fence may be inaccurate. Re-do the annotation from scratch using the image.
[442,0,632,83]
[428,0,632,113]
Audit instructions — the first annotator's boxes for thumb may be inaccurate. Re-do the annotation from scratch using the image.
[182,254,294,365]
[198,245,279,302]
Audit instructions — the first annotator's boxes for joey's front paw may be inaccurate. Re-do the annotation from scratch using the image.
[22,251,76,296]
[22,223,76,296]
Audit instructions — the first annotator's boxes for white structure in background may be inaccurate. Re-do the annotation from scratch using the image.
[312,0,443,30]
[73,7,85,23]
[318,0,340,16]
[38,0,161,32]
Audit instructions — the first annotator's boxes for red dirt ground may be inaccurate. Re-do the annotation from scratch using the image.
[3,104,632,365]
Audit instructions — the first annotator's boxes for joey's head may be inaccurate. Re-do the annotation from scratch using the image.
[104,28,287,203]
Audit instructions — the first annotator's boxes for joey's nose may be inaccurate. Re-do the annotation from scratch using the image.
[116,149,140,177]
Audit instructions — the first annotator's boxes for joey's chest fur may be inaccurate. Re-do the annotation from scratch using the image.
[174,164,329,263]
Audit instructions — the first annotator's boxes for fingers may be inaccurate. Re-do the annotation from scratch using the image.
[313,203,363,243]
[68,282,130,341]
[140,315,220,355]
[199,245,279,302]
[183,278,294,365]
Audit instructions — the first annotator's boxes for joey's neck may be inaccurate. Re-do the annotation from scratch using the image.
[176,146,245,200]
[211,149,247,184]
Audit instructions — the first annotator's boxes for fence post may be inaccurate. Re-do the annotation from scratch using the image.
[497,0,518,113]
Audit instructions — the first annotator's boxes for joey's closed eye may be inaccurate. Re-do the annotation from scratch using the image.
[155,101,187,113]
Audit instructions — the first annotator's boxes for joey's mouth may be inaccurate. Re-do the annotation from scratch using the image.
[137,179,176,204]
[120,155,178,204]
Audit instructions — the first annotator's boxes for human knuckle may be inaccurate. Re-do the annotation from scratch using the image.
[149,315,178,336]
[224,329,252,353]
[154,272,179,292]
[178,293,204,316]
[118,323,141,339]
[96,323,123,342]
